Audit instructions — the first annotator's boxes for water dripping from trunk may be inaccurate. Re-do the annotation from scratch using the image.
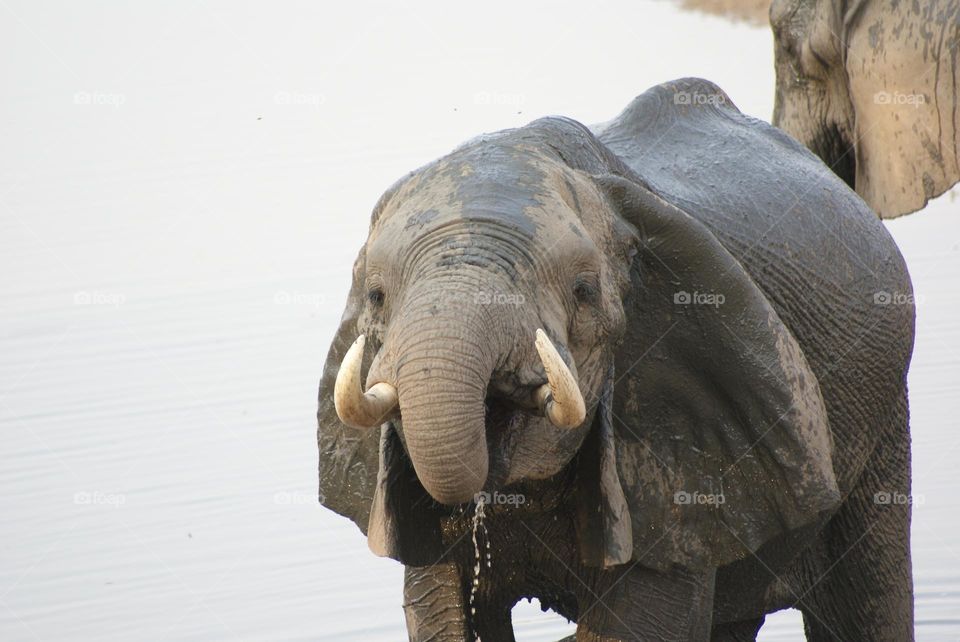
[469,493,492,641]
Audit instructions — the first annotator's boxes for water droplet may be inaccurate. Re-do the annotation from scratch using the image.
[469,494,491,642]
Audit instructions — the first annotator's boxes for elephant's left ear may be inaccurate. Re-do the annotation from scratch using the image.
[594,175,842,571]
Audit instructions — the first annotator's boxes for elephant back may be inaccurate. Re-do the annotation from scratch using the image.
[595,78,915,494]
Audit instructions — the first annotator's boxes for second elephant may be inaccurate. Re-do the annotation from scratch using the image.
[772,0,960,217]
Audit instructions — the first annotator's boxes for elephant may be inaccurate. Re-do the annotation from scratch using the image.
[771,0,960,218]
[317,78,916,641]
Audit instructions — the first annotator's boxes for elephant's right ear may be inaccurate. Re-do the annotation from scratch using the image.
[595,174,841,571]
[317,246,447,566]
[317,247,381,531]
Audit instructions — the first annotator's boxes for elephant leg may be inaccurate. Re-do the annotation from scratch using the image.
[472,604,516,642]
[710,616,764,641]
[403,563,470,642]
[575,564,716,641]
[403,562,518,642]
[797,394,914,641]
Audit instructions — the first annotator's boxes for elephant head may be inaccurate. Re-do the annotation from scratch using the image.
[771,0,960,218]
[318,114,840,571]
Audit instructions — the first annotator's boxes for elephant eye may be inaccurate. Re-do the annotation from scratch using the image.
[367,286,385,307]
[573,274,599,304]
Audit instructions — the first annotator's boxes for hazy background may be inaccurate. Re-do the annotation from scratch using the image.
[1,1,957,639]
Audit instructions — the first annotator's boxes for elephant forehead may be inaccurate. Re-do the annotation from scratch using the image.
[373,148,582,246]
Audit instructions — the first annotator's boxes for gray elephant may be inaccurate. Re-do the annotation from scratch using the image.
[771,0,960,218]
[317,78,915,640]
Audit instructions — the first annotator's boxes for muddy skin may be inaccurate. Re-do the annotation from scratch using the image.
[318,78,915,641]
[771,0,960,218]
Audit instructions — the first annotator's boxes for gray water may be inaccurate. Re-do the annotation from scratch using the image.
[1,1,957,639]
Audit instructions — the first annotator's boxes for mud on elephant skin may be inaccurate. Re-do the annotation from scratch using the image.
[317,78,916,640]
[771,0,960,218]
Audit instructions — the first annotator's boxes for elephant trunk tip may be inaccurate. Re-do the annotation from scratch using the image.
[427,480,486,506]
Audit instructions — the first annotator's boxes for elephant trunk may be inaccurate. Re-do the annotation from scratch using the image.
[390,284,500,505]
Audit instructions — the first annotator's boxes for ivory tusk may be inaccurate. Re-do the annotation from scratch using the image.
[334,335,398,429]
[533,329,586,429]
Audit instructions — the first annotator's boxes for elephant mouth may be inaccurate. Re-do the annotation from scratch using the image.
[480,365,559,488]
[482,390,537,490]
[810,122,856,190]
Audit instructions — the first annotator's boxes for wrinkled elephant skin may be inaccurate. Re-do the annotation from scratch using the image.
[317,78,916,641]
[772,0,960,218]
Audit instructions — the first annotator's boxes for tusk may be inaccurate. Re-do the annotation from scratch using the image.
[533,329,586,429]
[334,335,398,429]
